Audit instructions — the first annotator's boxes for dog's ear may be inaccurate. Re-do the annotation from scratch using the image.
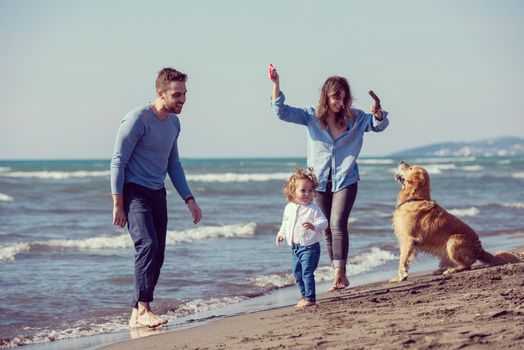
[411,170,426,187]
[408,168,430,197]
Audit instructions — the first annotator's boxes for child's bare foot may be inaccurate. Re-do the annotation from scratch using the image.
[295,299,316,308]
[136,302,167,328]
[295,299,305,308]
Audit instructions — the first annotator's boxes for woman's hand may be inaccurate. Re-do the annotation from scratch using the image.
[270,66,280,100]
[275,235,284,247]
[369,90,383,121]
[371,104,383,121]
[269,66,279,82]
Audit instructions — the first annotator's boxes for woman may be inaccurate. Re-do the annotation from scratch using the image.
[270,67,389,290]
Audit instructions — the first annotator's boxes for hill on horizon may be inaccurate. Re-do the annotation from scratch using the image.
[389,136,524,157]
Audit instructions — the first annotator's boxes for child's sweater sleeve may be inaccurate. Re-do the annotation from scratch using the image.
[312,206,328,233]
[276,206,288,240]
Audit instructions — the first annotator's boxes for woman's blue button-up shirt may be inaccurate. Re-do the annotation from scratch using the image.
[272,92,389,192]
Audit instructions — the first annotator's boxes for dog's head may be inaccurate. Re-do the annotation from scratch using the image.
[395,161,431,200]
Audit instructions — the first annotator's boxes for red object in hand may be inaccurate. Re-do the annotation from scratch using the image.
[269,64,276,79]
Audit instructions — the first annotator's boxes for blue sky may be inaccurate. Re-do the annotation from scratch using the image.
[1,0,523,159]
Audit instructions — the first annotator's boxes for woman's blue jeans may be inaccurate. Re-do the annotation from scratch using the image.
[292,242,321,302]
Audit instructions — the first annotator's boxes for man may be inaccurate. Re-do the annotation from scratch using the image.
[110,67,202,328]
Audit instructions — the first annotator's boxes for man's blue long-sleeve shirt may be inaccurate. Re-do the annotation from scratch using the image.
[110,105,191,198]
[272,92,389,192]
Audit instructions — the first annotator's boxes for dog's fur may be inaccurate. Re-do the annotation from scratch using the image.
[390,161,521,283]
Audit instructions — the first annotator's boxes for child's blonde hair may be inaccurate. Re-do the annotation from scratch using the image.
[283,168,318,202]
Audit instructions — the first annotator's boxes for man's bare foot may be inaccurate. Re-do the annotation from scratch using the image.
[137,302,167,328]
[295,299,316,308]
[128,308,141,328]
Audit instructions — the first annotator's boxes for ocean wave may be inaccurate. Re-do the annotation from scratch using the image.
[0,170,110,180]
[512,172,524,179]
[0,243,30,262]
[0,222,257,263]
[387,163,457,175]
[448,207,480,217]
[411,157,476,163]
[501,202,524,209]
[422,163,457,174]
[186,172,290,183]
[460,165,483,171]
[0,166,11,172]
[1,316,129,348]
[171,296,248,318]
[358,159,395,165]
[0,193,14,201]
[1,295,249,348]
[497,159,511,165]
[248,247,396,289]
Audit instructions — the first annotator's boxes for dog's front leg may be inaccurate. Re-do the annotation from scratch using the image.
[390,239,414,282]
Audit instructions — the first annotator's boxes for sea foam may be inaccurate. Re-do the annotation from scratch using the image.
[1,295,249,348]
[422,163,457,174]
[0,243,30,262]
[170,296,248,318]
[411,157,476,164]
[501,202,524,209]
[0,193,14,201]
[186,172,290,183]
[358,159,395,165]
[448,207,480,217]
[461,165,483,171]
[0,222,257,263]
[248,247,396,289]
[0,170,110,180]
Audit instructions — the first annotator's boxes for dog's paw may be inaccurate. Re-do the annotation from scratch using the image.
[389,272,408,283]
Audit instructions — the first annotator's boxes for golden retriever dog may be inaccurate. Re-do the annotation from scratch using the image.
[390,161,521,283]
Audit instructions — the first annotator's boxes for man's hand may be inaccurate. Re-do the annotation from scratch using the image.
[275,235,284,247]
[112,194,126,228]
[186,199,202,224]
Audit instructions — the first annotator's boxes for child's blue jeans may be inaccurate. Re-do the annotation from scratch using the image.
[292,242,321,302]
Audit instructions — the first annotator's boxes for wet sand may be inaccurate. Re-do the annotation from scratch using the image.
[103,260,524,350]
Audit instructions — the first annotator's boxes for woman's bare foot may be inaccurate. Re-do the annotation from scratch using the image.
[328,267,350,292]
[295,299,316,308]
[341,269,350,287]
[136,302,167,328]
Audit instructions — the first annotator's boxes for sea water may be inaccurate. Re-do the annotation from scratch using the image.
[0,157,523,348]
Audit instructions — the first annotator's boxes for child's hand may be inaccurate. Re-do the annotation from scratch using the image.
[275,235,284,247]
[302,222,314,230]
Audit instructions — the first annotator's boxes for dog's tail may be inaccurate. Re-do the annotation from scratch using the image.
[479,250,522,266]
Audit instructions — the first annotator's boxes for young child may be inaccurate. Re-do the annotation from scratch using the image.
[276,168,328,308]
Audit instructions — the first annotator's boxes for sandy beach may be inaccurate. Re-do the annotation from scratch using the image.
[103,259,524,350]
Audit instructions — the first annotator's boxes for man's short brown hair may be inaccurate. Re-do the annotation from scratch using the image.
[156,67,187,90]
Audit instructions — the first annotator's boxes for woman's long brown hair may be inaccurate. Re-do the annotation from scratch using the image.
[316,76,354,128]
